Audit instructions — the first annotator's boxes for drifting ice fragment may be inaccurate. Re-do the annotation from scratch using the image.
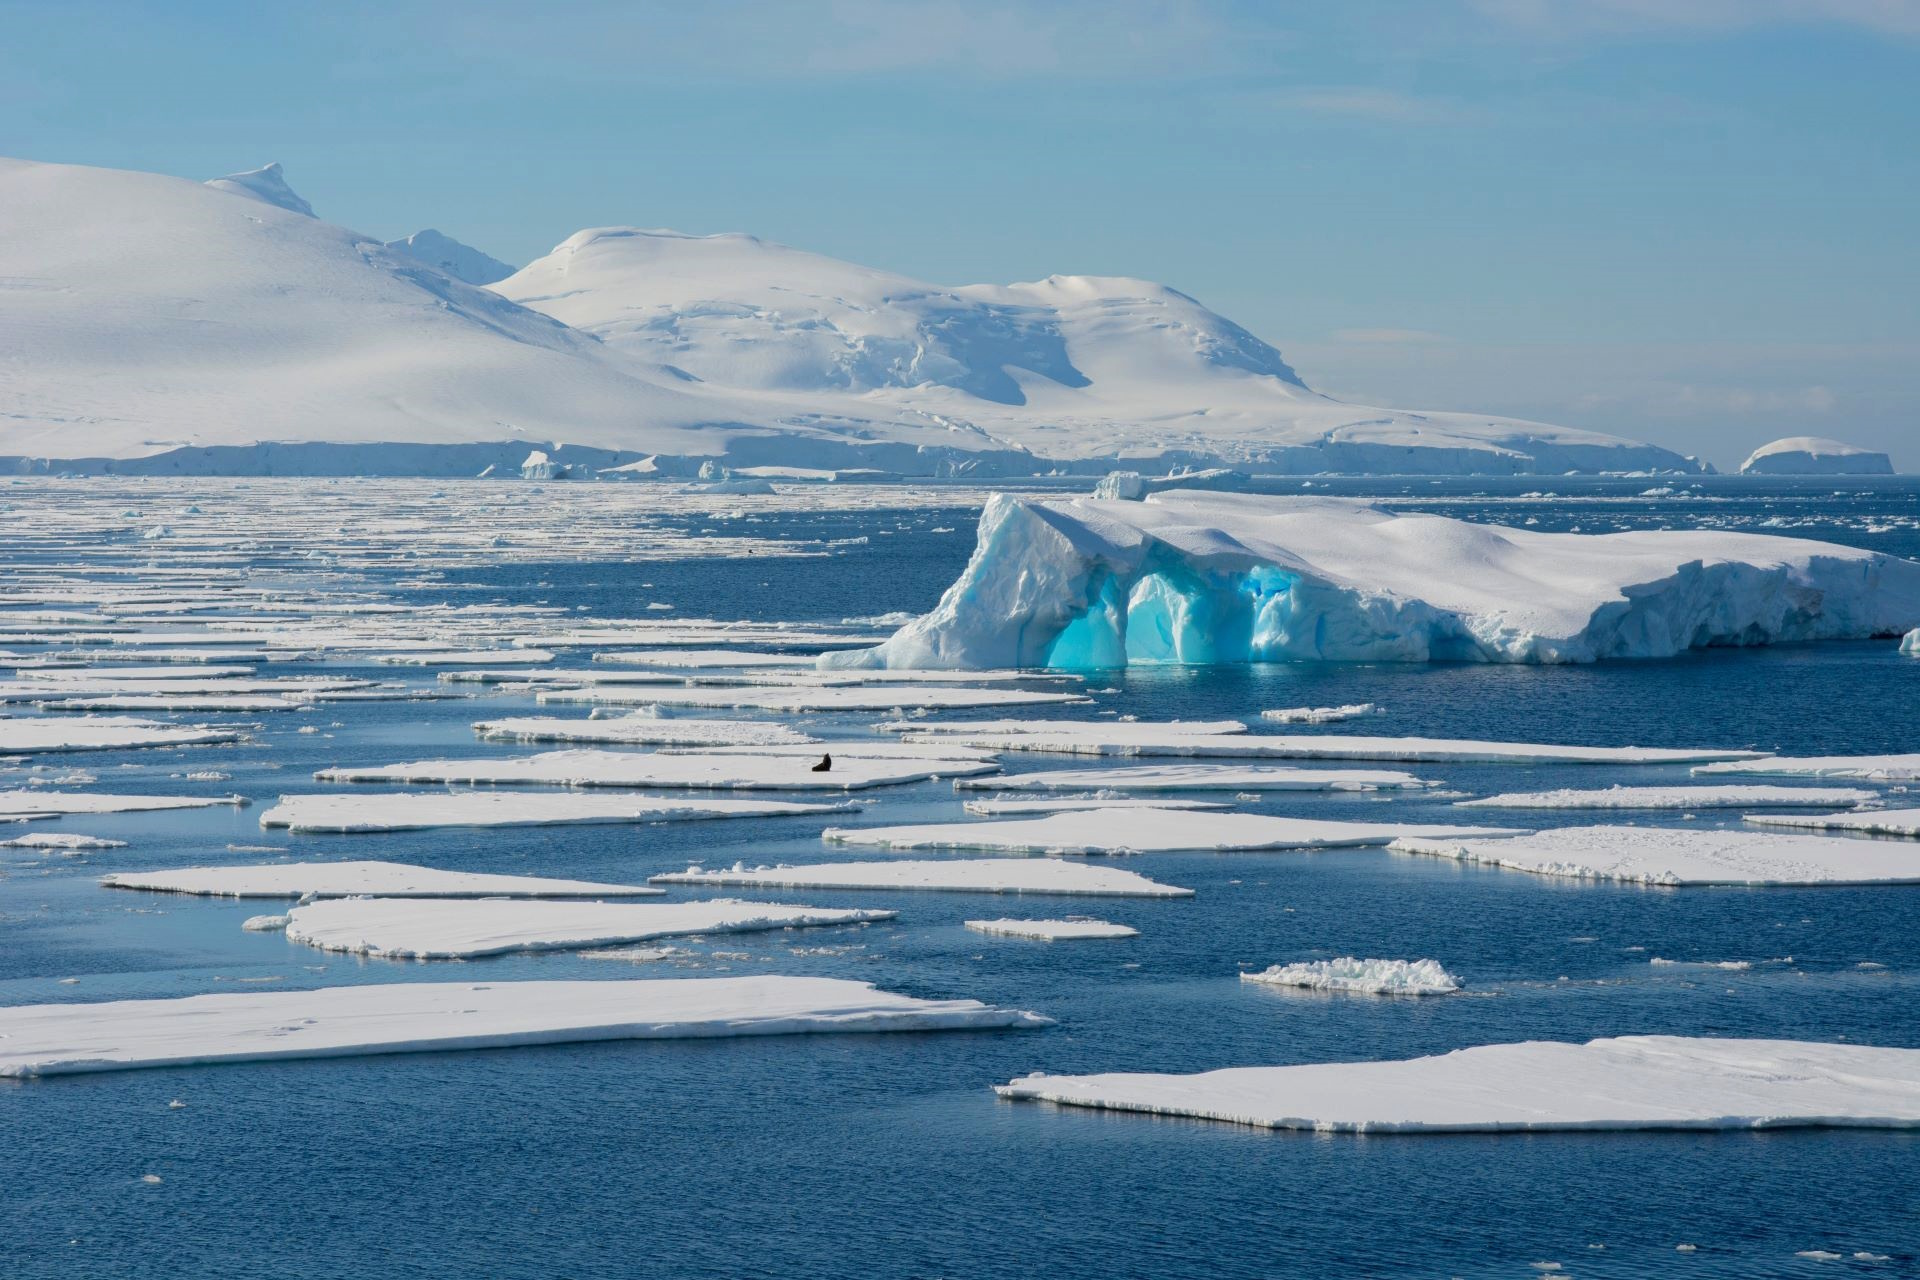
[1241,958,1461,995]
[652,859,1192,898]
[101,860,661,899]
[965,918,1139,940]
[258,792,851,833]
[1392,825,1920,886]
[1457,785,1876,810]
[953,764,1431,792]
[823,808,1521,856]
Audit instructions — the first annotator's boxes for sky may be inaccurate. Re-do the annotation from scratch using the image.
[3,0,1915,469]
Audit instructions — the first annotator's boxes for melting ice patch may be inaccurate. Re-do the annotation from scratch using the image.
[1242,958,1462,996]
[101,860,662,899]
[823,808,1519,856]
[1394,825,1920,886]
[1457,784,1877,810]
[258,792,851,833]
[835,491,1920,669]
[965,918,1138,941]
[953,763,1431,792]
[652,858,1192,898]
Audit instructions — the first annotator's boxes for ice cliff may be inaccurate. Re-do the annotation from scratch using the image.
[834,491,1920,668]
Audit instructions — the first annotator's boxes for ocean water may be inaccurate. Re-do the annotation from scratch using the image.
[3,478,1919,1278]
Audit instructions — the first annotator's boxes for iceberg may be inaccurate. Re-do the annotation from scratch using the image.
[1904,628,1920,656]
[834,491,1920,668]
[1392,825,1920,886]
[822,808,1520,856]
[0,976,1047,1078]
[995,1037,1920,1133]
[1241,957,1461,996]
[1738,437,1894,476]
[281,897,895,959]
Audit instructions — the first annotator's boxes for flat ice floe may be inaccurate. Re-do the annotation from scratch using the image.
[0,716,245,754]
[0,789,243,820]
[954,764,1431,792]
[4,832,127,850]
[965,918,1139,940]
[894,722,1756,764]
[1392,825,1920,886]
[592,649,816,669]
[535,684,1085,712]
[963,796,1232,816]
[1456,784,1877,810]
[1241,958,1461,995]
[0,976,1046,1077]
[1694,755,1920,782]
[474,715,812,747]
[1260,704,1378,724]
[823,808,1520,856]
[994,1036,1920,1132]
[1745,809,1920,839]
[31,695,312,712]
[652,859,1193,897]
[258,792,852,833]
[314,747,998,790]
[843,491,1920,668]
[282,897,894,959]
[101,860,662,899]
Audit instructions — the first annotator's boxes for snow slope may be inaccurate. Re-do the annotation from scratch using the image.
[493,226,1706,477]
[839,490,1920,668]
[204,162,314,217]
[384,229,516,286]
[1739,437,1895,476]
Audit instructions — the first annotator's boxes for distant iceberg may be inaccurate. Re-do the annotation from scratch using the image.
[835,490,1920,668]
[1739,436,1894,476]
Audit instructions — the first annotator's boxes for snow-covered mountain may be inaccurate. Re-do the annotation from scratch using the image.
[0,155,1706,477]
[386,229,516,286]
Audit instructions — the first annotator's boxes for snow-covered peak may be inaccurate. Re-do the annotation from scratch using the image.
[385,229,517,286]
[1740,436,1894,475]
[205,162,315,218]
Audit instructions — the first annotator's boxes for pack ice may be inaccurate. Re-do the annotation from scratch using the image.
[1393,825,1920,887]
[823,808,1519,856]
[995,1037,1920,1133]
[834,491,1920,668]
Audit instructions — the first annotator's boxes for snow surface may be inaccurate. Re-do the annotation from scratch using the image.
[535,684,1085,712]
[0,976,1046,1077]
[3,833,127,850]
[964,918,1138,940]
[1694,755,1920,782]
[1241,958,1461,995]
[0,790,241,820]
[1738,437,1894,476]
[953,764,1431,792]
[963,796,1232,815]
[474,715,812,747]
[652,859,1192,898]
[1392,825,1920,886]
[838,491,1920,668]
[100,860,661,899]
[1456,785,1876,810]
[1745,809,1920,839]
[1260,703,1379,723]
[313,747,997,790]
[995,1036,1920,1133]
[823,808,1519,856]
[384,229,516,286]
[0,716,244,754]
[281,897,894,959]
[205,162,315,217]
[257,792,850,833]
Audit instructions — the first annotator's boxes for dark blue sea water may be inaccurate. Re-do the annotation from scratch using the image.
[4,480,1919,1278]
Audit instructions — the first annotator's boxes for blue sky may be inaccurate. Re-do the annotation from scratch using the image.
[4,0,1915,467]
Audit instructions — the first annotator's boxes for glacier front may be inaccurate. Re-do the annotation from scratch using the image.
[833,490,1920,668]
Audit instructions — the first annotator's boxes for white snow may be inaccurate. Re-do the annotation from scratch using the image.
[473,715,812,747]
[257,792,851,833]
[1392,825,1920,886]
[535,684,1085,713]
[3,833,128,850]
[964,918,1138,940]
[1241,958,1461,995]
[281,897,894,959]
[593,649,817,669]
[835,491,1920,668]
[994,1036,1920,1133]
[205,162,315,217]
[1260,704,1379,723]
[954,764,1432,792]
[100,860,662,899]
[384,228,516,286]
[313,747,997,790]
[651,859,1193,898]
[0,790,242,821]
[823,808,1519,856]
[1695,755,1920,782]
[240,914,288,932]
[1738,437,1894,476]
[0,716,244,754]
[1457,785,1877,810]
[1745,809,1920,839]
[963,796,1232,815]
[0,976,1046,1077]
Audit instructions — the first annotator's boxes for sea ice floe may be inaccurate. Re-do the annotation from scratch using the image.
[3,832,128,850]
[823,808,1520,856]
[313,747,998,790]
[1392,825,1920,886]
[1694,754,1920,782]
[954,764,1431,793]
[0,716,244,755]
[257,792,852,833]
[0,976,1047,1077]
[994,1036,1920,1132]
[1744,809,1920,839]
[281,897,895,959]
[31,695,313,712]
[652,859,1193,898]
[1259,704,1379,724]
[963,796,1232,816]
[100,860,662,899]
[593,649,817,669]
[1241,957,1462,995]
[964,918,1139,940]
[473,715,813,747]
[0,790,243,821]
[1456,784,1877,810]
[535,684,1085,712]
